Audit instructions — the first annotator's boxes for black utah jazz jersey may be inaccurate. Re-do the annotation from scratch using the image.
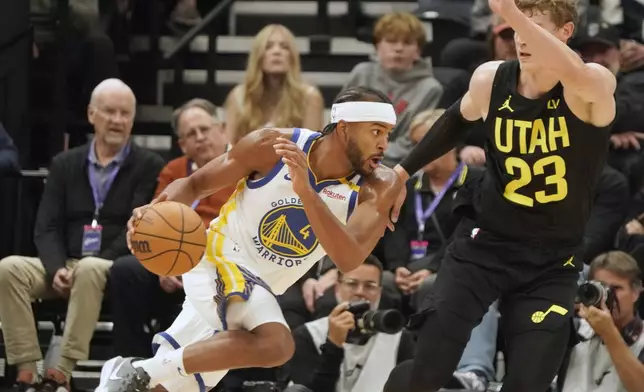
[476,60,611,246]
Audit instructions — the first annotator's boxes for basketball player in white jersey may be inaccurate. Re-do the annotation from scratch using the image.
[95,86,403,392]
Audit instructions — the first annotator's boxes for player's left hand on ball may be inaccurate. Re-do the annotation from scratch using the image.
[127,193,168,252]
[274,137,312,195]
[578,302,616,338]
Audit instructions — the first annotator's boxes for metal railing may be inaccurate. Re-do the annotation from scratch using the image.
[163,0,236,105]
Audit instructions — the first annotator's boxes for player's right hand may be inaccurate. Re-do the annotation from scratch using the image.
[127,193,168,252]
[328,302,355,347]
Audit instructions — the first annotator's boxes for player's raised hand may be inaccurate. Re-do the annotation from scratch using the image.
[127,193,168,252]
[274,137,312,196]
[488,0,518,19]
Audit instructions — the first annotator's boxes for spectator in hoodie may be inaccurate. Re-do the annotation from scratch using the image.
[342,11,444,168]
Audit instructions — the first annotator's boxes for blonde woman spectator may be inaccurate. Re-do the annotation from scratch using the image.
[224,24,324,144]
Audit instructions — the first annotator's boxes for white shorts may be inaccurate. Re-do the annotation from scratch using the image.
[152,260,288,392]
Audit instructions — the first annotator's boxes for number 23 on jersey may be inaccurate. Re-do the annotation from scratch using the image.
[504,155,568,207]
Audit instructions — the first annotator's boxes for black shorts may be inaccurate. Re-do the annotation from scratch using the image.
[384,219,582,392]
[410,219,582,342]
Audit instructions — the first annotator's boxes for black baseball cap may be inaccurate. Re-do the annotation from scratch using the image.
[574,24,621,50]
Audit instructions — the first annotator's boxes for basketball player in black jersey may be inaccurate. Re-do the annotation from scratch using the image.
[383,1,616,391]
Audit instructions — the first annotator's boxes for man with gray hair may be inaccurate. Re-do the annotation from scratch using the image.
[560,251,644,392]
[0,78,164,392]
[108,98,235,359]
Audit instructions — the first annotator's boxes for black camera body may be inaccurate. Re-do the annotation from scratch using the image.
[344,300,405,344]
[577,280,618,312]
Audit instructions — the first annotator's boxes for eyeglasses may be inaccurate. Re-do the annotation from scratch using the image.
[181,126,218,141]
[93,106,134,121]
[340,278,381,294]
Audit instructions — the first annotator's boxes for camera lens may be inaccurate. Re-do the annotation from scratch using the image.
[361,309,405,334]
[577,281,603,307]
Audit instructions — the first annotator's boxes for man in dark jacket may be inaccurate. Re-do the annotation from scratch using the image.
[0,79,164,392]
[573,24,644,191]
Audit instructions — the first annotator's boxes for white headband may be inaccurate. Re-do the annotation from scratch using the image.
[330,102,397,126]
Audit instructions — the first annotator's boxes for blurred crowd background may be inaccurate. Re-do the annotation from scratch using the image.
[1,0,644,391]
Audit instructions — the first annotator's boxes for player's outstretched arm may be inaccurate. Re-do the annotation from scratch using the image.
[303,168,402,273]
[158,128,284,206]
[274,136,402,272]
[491,0,616,105]
[393,62,494,182]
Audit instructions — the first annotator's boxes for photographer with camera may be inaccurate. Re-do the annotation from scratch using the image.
[560,251,644,392]
[285,255,412,392]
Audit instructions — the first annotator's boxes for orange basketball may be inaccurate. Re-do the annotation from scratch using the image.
[131,201,207,276]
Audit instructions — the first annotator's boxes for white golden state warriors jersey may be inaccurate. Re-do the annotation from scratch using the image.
[204,128,364,295]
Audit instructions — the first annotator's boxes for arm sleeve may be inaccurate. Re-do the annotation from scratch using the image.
[399,98,480,176]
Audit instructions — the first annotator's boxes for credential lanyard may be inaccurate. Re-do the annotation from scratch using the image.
[88,166,121,227]
[414,162,464,237]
